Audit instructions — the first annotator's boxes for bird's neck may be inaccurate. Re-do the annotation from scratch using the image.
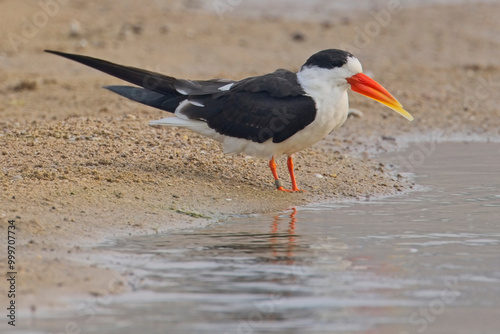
[296,66,349,99]
[297,66,350,131]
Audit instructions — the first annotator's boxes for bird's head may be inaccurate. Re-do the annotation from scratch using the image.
[299,49,413,121]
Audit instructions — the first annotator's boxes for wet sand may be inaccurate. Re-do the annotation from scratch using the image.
[0,0,499,311]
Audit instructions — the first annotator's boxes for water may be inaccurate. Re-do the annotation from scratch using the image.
[9,142,500,334]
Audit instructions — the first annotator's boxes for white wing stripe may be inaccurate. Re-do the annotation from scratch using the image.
[218,83,234,91]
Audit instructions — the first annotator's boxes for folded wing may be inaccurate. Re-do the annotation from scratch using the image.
[46,50,316,143]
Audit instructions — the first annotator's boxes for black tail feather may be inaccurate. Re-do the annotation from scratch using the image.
[44,50,177,96]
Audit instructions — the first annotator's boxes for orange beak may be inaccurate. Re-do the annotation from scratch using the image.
[346,73,413,121]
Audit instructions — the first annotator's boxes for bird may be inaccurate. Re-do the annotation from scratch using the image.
[45,49,413,192]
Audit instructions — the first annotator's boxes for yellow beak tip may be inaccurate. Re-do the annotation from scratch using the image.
[405,114,414,122]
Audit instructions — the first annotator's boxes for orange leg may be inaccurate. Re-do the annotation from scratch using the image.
[269,156,303,192]
[269,156,290,192]
[286,156,301,192]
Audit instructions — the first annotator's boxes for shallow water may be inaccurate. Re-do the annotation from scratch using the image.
[11,142,500,334]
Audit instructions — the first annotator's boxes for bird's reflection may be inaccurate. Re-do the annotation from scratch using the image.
[270,207,297,264]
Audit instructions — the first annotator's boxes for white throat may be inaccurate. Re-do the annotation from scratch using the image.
[296,66,350,130]
[295,56,363,139]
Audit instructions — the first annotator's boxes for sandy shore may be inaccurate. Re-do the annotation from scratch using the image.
[1,0,499,312]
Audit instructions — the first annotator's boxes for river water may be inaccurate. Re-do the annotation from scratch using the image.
[11,142,500,334]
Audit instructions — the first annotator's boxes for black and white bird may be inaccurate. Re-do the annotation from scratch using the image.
[45,49,413,192]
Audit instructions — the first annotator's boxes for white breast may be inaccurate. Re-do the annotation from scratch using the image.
[270,66,351,153]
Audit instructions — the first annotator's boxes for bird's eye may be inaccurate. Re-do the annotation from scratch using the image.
[330,60,340,67]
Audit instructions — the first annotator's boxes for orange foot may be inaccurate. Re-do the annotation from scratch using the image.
[277,186,306,193]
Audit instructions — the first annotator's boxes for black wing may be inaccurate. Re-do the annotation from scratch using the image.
[179,70,317,143]
[231,69,306,97]
[44,50,178,95]
[104,86,186,111]
[207,91,316,143]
